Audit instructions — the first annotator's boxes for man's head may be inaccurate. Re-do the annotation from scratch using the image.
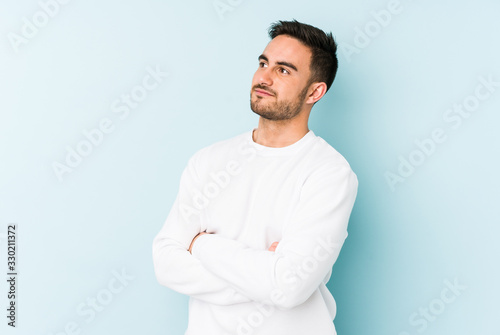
[250,20,338,121]
[269,20,339,92]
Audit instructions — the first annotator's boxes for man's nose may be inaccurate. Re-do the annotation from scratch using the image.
[258,68,273,86]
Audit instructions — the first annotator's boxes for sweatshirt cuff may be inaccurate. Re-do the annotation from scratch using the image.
[191,233,211,259]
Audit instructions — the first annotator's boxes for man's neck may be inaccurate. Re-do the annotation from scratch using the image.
[252,118,310,148]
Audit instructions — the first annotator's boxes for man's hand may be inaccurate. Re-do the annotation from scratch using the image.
[190,234,279,253]
[189,232,209,254]
[268,241,279,252]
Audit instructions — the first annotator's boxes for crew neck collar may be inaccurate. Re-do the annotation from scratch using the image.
[248,128,315,156]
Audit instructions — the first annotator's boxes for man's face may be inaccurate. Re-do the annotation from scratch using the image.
[250,35,313,121]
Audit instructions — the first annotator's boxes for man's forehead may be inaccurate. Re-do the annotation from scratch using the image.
[261,35,312,69]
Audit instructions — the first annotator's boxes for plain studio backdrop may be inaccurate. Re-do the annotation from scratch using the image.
[0,0,499,334]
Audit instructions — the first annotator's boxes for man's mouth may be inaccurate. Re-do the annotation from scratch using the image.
[254,88,274,97]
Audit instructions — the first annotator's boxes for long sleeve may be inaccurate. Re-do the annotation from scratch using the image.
[191,162,358,309]
[152,153,252,305]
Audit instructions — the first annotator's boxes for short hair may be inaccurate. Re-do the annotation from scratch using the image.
[268,19,338,92]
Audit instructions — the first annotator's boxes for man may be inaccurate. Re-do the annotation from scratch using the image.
[153,20,358,335]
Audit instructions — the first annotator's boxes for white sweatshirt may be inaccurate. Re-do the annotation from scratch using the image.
[153,129,358,335]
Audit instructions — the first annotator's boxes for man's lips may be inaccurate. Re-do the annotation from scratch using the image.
[254,88,274,97]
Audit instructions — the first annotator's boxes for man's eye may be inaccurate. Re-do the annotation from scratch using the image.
[279,67,289,75]
[259,62,268,68]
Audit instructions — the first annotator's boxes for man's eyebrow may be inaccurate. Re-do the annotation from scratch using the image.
[276,61,298,72]
[258,54,268,62]
[258,54,298,72]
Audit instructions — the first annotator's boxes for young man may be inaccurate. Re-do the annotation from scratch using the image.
[153,20,358,335]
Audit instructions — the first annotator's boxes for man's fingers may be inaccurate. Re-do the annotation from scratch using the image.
[268,241,279,252]
[188,232,209,254]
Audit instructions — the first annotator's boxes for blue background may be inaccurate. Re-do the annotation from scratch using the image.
[1,0,499,334]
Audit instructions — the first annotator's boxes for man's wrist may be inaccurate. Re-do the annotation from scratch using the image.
[189,232,208,254]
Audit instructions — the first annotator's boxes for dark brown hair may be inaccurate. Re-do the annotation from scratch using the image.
[268,19,338,91]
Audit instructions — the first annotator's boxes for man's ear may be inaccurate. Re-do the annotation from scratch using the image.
[306,82,328,105]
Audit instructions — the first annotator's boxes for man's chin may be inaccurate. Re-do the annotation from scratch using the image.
[250,107,280,121]
[250,102,268,116]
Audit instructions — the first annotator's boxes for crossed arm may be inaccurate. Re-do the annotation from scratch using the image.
[152,155,358,309]
[189,232,279,253]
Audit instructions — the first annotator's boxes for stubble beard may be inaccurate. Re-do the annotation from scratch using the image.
[250,85,309,121]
